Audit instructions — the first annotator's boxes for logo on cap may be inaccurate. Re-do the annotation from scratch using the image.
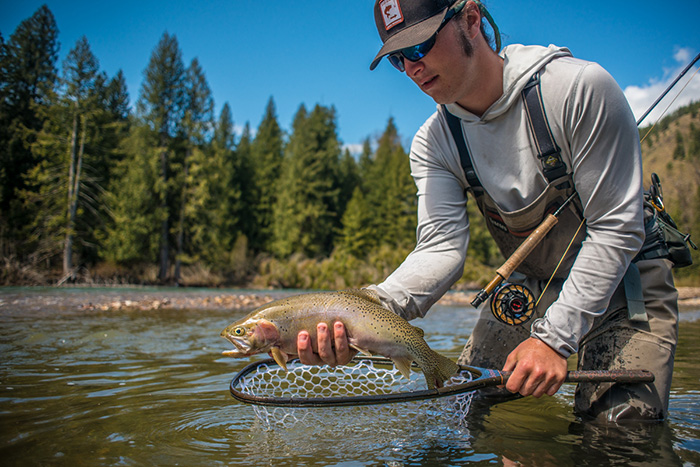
[379,0,404,30]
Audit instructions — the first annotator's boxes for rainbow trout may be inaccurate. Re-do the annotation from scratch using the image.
[220,289,459,389]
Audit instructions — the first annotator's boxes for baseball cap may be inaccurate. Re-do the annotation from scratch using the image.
[370,0,456,70]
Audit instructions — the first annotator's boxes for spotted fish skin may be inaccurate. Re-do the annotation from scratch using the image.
[220,289,459,389]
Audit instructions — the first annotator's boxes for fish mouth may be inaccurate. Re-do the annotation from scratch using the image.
[221,332,252,357]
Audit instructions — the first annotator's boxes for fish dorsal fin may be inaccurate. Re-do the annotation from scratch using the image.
[411,325,425,338]
[392,357,413,379]
[342,288,383,305]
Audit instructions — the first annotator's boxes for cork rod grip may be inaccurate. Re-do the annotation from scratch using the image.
[495,213,559,279]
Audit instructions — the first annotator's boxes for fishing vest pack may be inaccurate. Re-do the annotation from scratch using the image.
[637,173,697,268]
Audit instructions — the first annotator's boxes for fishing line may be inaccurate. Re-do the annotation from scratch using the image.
[640,62,700,145]
[535,217,586,308]
[636,52,700,128]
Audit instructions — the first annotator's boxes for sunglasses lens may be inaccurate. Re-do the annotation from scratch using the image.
[402,35,436,61]
[387,54,405,72]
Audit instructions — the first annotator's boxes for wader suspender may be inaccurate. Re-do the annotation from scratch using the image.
[442,73,568,194]
[442,73,648,322]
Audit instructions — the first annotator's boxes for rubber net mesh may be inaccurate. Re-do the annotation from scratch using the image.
[236,358,474,431]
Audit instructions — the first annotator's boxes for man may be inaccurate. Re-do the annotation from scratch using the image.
[298,0,679,421]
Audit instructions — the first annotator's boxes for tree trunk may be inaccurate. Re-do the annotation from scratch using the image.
[63,109,79,277]
[174,150,189,285]
[158,142,169,283]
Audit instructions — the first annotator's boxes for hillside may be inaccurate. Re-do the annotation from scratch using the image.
[639,101,700,282]
[640,103,699,219]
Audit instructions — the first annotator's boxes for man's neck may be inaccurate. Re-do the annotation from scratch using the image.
[456,51,504,116]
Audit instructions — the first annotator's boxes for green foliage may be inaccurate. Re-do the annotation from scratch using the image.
[271,104,342,258]
[361,118,417,251]
[673,130,685,160]
[101,124,160,264]
[0,5,59,257]
[249,97,284,252]
[4,4,699,288]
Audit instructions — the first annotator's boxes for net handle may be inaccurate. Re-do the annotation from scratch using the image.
[229,357,654,408]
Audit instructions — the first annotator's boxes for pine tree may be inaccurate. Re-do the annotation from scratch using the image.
[195,103,241,269]
[20,36,125,279]
[338,186,373,257]
[271,104,342,258]
[61,36,99,276]
[0,5,59,257]
[249,97,284,252]
[363,118,416,250]
[102,124,161,264]
[233,121,257,257]
[135,32,186,282]
[673,130,685,160]
[174,57,214,282]
[337,148,361,220]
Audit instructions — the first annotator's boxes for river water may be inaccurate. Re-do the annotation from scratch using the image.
[1,287,699,466]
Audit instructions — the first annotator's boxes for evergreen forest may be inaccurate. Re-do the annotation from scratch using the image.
[2,6,699,289]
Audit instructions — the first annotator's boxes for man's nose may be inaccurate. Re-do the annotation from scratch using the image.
[403,58,423,77]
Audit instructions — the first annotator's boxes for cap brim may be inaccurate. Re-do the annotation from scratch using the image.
[369,7,449,70]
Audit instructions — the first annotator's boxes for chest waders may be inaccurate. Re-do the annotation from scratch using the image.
[442,73,665,326]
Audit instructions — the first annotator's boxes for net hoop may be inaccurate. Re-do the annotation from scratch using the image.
[230,356,499,408]
[229,356,655,408]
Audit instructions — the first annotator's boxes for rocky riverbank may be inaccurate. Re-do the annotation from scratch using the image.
[69,286,700,312]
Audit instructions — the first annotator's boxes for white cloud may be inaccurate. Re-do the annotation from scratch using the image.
[624,47,700,126]
[342,143,365,157]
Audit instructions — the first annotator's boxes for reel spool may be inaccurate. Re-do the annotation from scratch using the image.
[490,283,535,326]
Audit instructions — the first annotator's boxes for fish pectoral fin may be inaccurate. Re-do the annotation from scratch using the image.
[391,357,413,379]
[270,347,289,371]
[349,344,373,357]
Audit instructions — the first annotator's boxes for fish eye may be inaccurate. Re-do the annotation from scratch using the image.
[234,327,245,336]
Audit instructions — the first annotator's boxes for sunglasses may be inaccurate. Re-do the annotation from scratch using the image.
[387,0,467,72]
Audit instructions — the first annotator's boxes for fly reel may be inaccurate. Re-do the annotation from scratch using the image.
[490,283,536,326]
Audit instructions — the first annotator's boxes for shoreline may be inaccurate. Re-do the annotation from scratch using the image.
[3,285,698,312]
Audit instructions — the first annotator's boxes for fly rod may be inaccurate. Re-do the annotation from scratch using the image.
[471,192,577,308]
[636,52,700,127]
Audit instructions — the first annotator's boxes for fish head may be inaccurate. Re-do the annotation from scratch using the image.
[220,317,280,358]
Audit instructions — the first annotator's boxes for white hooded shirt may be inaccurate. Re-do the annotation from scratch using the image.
[369,44,645,358]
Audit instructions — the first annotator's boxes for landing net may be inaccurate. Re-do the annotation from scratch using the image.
[232,357,474,430]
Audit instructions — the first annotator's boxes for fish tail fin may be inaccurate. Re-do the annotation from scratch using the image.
[424,352,460,389]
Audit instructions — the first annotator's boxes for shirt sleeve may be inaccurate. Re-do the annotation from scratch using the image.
[530,62,645,357]
[368,113,471,320]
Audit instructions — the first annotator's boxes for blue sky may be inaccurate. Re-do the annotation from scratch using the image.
[1,1,699,153]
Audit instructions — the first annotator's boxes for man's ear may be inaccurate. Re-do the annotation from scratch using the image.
[463,1,483,40]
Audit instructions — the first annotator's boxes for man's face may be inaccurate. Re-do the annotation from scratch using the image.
[402,11,478,106]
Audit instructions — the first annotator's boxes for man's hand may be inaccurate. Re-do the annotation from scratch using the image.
[502,337,567,398]
[297,322,356,366]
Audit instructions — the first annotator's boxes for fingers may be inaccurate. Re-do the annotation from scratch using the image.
[297,330,322,365]
[316,323,337,366]
[502,337,567,398]
[333,322,357,365]
[297,322,354,366]
[505,367,557,398]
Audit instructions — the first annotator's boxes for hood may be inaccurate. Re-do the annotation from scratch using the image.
[445,44,572,122]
